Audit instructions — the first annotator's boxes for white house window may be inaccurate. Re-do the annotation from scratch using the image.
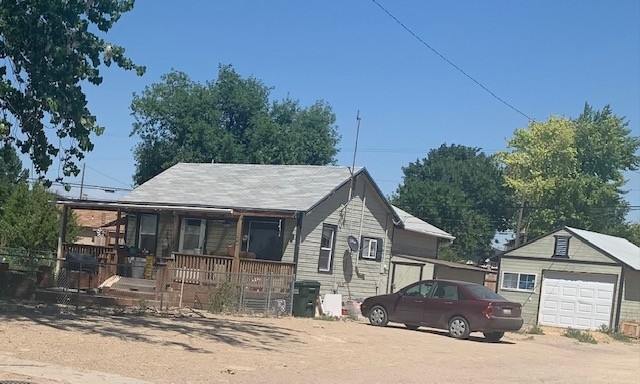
[502,272,536,292]
[318,224,336,273]
[553,236,571,258]
[359,236,383,261]
[179,218,207,255]
[138,214,157,254]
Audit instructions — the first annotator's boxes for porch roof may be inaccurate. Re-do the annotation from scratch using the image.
[121,163,365,213]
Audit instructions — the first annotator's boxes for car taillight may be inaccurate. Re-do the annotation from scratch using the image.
[483,303,493,319]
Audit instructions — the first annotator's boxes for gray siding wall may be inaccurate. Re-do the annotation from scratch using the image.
[296,173,392,300]
[435,267,486,285]
[204,219,237,256]
[620,268,640,324]
[155,213,173,257]
[506,229,614,264]
[498,257,622,326]
[281,218,297,264]
[392,229,438,258]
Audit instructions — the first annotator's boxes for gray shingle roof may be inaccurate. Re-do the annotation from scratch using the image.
[121,163,362,212]
[566,226,640,271]
[392,205,455,240]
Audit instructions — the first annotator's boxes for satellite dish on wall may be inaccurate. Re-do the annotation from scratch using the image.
[347,235,359,252]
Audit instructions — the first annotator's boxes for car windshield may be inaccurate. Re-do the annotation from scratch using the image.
[466,284,507,300]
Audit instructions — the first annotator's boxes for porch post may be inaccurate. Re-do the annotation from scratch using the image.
[55,204,69,278]
[232,215,244,274]
[114,209,122,247]
[172,212,180,252]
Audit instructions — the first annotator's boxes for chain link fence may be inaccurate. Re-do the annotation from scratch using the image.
[0,250,295,316]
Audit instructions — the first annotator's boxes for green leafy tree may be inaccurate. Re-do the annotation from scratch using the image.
[130,65,340,185]
[624,223,640,247]
[392,144,513,262]
[499,104,639,241]
[0,183,79,255]
[0,142,28,209]
[0,0,144,181]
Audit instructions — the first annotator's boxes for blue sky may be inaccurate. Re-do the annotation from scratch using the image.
[43,1,639,220]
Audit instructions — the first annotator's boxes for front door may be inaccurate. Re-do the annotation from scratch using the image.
[394,281,434,325]
[247,220,283,261]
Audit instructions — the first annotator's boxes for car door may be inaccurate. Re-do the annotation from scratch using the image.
[393,281,434,325]
[423,282,462,328]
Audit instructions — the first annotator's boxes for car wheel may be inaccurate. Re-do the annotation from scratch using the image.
[448,316,471,339]
[405,324,419,331]
[368,305,388,327]
[483,331,504,343]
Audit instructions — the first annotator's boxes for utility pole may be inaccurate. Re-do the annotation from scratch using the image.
[348,110,361,203]
[514,193,525,247]
[79,163,86,199]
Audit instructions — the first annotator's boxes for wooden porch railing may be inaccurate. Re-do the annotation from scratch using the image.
[62,243,115,258]
[167,252,295,285]
[239,259,295,276]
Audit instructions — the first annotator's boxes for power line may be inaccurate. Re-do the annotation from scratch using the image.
[27,178,131,192]
[85,164,132,188]
[369,0,535,122]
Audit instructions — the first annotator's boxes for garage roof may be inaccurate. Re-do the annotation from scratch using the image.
[394,254,494,273]
[392,206,455,240]
[566,227,640,271]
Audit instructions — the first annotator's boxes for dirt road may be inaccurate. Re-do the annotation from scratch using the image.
[1,305,638,383]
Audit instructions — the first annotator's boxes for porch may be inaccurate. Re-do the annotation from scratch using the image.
[57,243,296,311]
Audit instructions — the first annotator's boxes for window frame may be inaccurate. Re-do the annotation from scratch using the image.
[359,236,383,262]
[136,213,158,254]
[501,272,537,292]
[178,217,207,255]
[553,235,571,258]
[317,223,337,273]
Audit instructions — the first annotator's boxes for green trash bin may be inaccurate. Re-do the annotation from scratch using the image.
[293,280,321,317]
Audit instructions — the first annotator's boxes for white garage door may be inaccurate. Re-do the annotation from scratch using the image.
[539,271,616,330]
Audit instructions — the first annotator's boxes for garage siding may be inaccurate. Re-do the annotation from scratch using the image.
[498,257,622,326]
[619,268,640,324]
[435,267,486,285]
[295,174,392,299]
[507,230,614,264]
[392,229,438,258]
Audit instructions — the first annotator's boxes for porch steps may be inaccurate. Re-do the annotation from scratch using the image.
[103,276,156,294]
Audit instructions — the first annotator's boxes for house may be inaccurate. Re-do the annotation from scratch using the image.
[497,226,640,331]
[56,163,447,302]
[73,209,124,247]
[388,206,496,292]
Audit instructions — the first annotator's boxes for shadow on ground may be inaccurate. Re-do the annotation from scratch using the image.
[0,301,302,354]
[381,323,516,344]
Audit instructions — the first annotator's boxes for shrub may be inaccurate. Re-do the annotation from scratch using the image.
[598,324,631,342]
[526,324,545,335]
[564,328,597,344]
[207,280,241,313]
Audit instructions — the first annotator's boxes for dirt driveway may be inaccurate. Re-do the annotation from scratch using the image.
[1,304,638,384]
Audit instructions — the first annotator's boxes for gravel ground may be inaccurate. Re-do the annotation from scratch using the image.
[0,304,639,384]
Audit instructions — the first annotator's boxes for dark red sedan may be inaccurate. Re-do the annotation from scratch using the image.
[360,279,523,342]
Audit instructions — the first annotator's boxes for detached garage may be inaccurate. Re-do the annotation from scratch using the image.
[498,226,640,331]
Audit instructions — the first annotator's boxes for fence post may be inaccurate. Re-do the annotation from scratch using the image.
[288,274,296,316]
[238,273,245,311]
[76,261,81,313]
[266,274,273,312]
[159,267,164,311]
